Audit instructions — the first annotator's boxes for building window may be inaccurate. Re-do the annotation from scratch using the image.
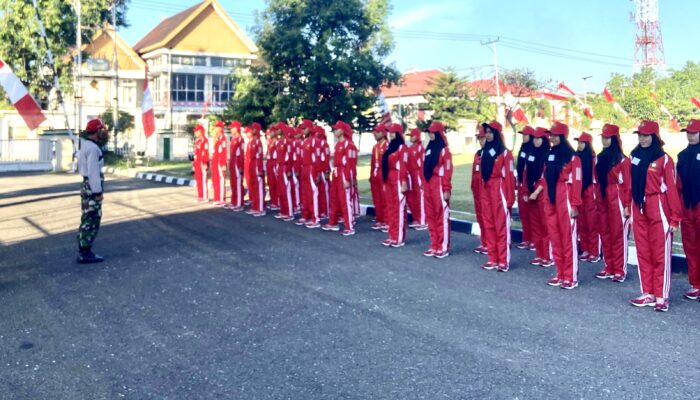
[171,73,205,103]
[210,57,240,68]
[171,55,206,66]
[211,75,234,103]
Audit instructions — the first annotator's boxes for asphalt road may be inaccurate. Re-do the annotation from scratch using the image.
[1,172,698,400]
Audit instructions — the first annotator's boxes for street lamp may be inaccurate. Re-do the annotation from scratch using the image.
[582,75,592,106]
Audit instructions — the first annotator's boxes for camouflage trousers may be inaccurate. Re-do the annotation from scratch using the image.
[78,178,103,251]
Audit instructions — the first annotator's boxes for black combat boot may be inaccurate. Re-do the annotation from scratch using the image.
[77,247,104,264]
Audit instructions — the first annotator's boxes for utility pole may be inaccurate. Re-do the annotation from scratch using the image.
[75,0,82,134]
[481,37,501,123]
[112,2,119,150]
[582,75,592,106]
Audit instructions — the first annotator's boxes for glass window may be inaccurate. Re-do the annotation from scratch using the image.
[211,75,235,103]
[171,73,205,103]
[210,57,223,67]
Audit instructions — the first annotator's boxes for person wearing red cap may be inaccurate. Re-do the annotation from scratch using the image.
[381,123,410,247]
[593,123,631,283]
[574,132,601,262]
[322,121,356,235]
[369,123,389,230]
[423,122,453,258]
[470,125,488,255]
[478,120,516,271]
[210,121,228,206]
[678,119,700,301]
[193,124,210,203]
[244,123,266,216]
[77,118,109,263]
[316,125,332,219]
[226,121,245,211]
[515,126,535,251]
[273,124,295,221]
[265,128,279,212]
[406,127,427,231]
[629,120,683,311]
[525,127,553,267]
[532,122,582,289]
[296,120,323,228]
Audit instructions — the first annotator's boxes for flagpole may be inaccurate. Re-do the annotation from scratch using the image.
[31,0,77,172]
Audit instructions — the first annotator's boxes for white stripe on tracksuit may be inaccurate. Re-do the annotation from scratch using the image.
[498,184,511,265]
[397,182,406,243]
[439,177,449,252]
[310,174,319,223]
[658,196,671,300]
[617,196,630,276]
[566,194,579,283]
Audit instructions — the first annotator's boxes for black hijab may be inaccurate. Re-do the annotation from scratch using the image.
[517,139,534,184]
[382,132,405,182]
[677,142,700,209]
[545,135,575,204]
[526,136,550,193]
[576,142,595,193]
[595,137,624,198]
[481,127,507,182]
[424,131,446,181]
[630,135,665,208]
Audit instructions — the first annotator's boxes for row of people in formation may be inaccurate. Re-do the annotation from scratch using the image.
[191,117,700,312]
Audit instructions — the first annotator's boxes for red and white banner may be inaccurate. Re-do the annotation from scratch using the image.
[692,96,700,110]
[602,86,629,119]
[0,59,46,130]
[658,104,680,132]
[503,91,529,124]
[141,67,155,138]
[377,93,391,124]
[541,82,593,120]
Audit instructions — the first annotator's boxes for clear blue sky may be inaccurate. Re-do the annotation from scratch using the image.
[120,0,699,94]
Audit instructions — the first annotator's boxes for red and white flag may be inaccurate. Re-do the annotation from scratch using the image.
[377,93,391,124]
[141,67,155,138]
[658,103,681,132]
[602,86,629,119]
[541,82,593,120]
[0,59,46,130]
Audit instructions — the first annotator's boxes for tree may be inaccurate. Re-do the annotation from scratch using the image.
[224,0,400,132]
[0,0,129,99]
[100,108,134,149]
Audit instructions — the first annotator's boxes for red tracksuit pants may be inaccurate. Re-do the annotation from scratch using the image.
[301,166,320,224]
[385,179,407,244]
[229,164,244,208]
[577,186,601,257]
[529,196,550,261]
[480,178,512,266]
[318,174,329,217]
[212,164,226,204]
[195,162,208,200]
[518,187,532,243]
[682,205,700,290]
[544,194,579,283]
[246,172,265,212]
[267,164,278,208]
[633,194,674,299]
[406,173,426,226]
[425,177,450,252]
[598,194,630,277]
[370,178,387,224]
[276,172,293,217]
[473,185,486,247]
[328,175,354,229]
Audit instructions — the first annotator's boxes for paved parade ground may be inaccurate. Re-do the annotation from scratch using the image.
[1,172,699,400]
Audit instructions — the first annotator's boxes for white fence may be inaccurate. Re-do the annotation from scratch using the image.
[0,139,55,172]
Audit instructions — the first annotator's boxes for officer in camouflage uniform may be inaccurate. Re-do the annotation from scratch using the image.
[77,118,109,263]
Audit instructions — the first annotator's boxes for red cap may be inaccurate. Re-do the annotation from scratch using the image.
[428,121,445,133]
[635,120,659,136]
[314,126,326,139]
[251,122,262,134]
[518,126,535,136]
[214,120,225,129]
[482,120,503,134]
[85,118,106,133]
[388,123,403,135]
[228,120,241,130]
[532,127,549,138]
[194,124,205,135]
[299,119,315,130]
[575,132,593,143]
[548,122,569,138]
[332,120,353,138]
[409,128,422,139]
[373,123,387,133]
[601,123,619,137]
[682,119,700,133]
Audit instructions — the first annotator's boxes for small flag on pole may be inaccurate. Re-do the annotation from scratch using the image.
[0,59,46,130]
[141,67,155,138]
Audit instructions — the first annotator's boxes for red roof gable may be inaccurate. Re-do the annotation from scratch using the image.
[381,70,444,98]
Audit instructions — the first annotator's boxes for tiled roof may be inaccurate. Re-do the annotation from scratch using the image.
[133,1,204,53]
[381,70,444,98]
